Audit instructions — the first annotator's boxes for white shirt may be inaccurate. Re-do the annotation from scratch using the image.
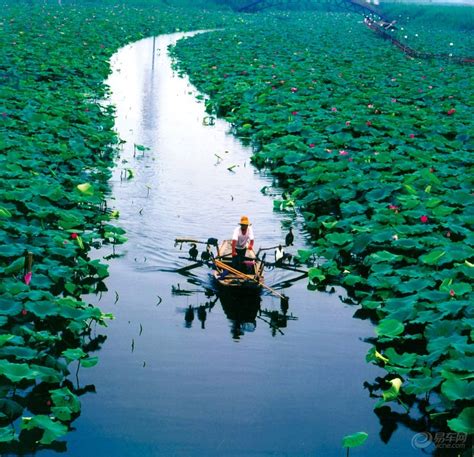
[232,226,254,249]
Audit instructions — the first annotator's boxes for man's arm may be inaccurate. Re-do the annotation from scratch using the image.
[231,239,237,257]
[248,227,254,251]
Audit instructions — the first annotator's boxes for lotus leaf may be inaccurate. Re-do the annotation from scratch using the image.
[342,432,368,449]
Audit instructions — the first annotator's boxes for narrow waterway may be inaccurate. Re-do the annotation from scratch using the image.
[45,33,424,457]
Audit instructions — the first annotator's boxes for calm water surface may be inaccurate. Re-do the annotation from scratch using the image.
[42,33,428,457]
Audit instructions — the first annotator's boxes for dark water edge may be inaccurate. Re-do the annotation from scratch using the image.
[35,33,433,457]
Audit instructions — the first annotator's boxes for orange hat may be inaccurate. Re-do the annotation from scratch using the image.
[240,216,250,225]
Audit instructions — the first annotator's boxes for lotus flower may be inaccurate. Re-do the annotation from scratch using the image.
[449,289,455,297]
[409,134,415,138]
[345,121,351,126]
[309,143,315,148]
[447,108,456,115]
[24,272,32,286]
[290,87,297,92]
[339,150,348,156]
[331,107,337,112]
[420,215,429,223]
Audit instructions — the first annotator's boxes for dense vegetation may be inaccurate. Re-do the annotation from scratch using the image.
[171,9,473,436]
[1,0,472,450]
[0,1,234,450]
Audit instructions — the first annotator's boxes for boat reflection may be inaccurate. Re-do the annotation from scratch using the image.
[219,290,261,339]
[175,283,297,339]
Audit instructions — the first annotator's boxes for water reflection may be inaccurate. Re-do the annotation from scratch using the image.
[174,279,300,341]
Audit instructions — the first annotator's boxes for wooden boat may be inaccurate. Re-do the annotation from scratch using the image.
[212,240,264,291]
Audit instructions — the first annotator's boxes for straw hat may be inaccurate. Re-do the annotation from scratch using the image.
[240,216,250,225]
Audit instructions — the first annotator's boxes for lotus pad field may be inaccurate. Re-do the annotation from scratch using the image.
[171,10,474,434]
[0,2,234,450]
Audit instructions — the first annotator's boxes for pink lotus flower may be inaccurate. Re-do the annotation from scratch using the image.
[420,215,428,223]
[24,272,32,286]
[71,233,78,239]
[348,157,353,162]
[21,309,27,315]
[446,231,451,237]
[309,143,315,148]
[367,104,374,109]
[409,134,415,138]
[291,111,298,115]
[447,108,456,115]
[290,87,297,92]
[391,98,397,103]
[331,107,337,112]
[339,150,348,156]
[389,204,399,211]
[366,120,372,127]
[345,121,351,126]
[449,289,455,297]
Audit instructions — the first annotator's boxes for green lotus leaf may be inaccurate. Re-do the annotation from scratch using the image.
[447,407,474,434]
[30,365,63,383]
[308,268,325,283]
[76,183,94,196]
[420,249,446,265]
[51,387,81,414]
[21,415,68,445]
[367,251,403,264]
[25,300,60,318]
[0,399,23,423]
[51,407,73,422]
[404,377,442,395]
[397,278,434,293]
[62,348,87,363]
[384,348,417,368]
[383,378,402,402]
[342,432,368,449]
[0,360,36,382]
[326,233,353,246]
[0,334,24,347]
[3,257,25,275]
[442,379,474,402]
[0,207,12,218]
[0,299,22,317]
[80,356,99,368]
[0,425,17,443]
[0,346,38,361]
[376,319,405,338]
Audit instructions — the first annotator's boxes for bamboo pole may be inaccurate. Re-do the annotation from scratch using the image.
[214,259,287,300]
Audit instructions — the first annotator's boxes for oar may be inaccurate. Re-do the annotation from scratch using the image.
[214,259,287,300]
[174,237,219,246]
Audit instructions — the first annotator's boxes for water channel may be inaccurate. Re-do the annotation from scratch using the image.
[42,32,426,456]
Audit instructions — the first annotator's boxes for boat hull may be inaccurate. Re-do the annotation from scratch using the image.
[212,240,264,291]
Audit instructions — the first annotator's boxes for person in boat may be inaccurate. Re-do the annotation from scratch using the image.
[231,215,255,273]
